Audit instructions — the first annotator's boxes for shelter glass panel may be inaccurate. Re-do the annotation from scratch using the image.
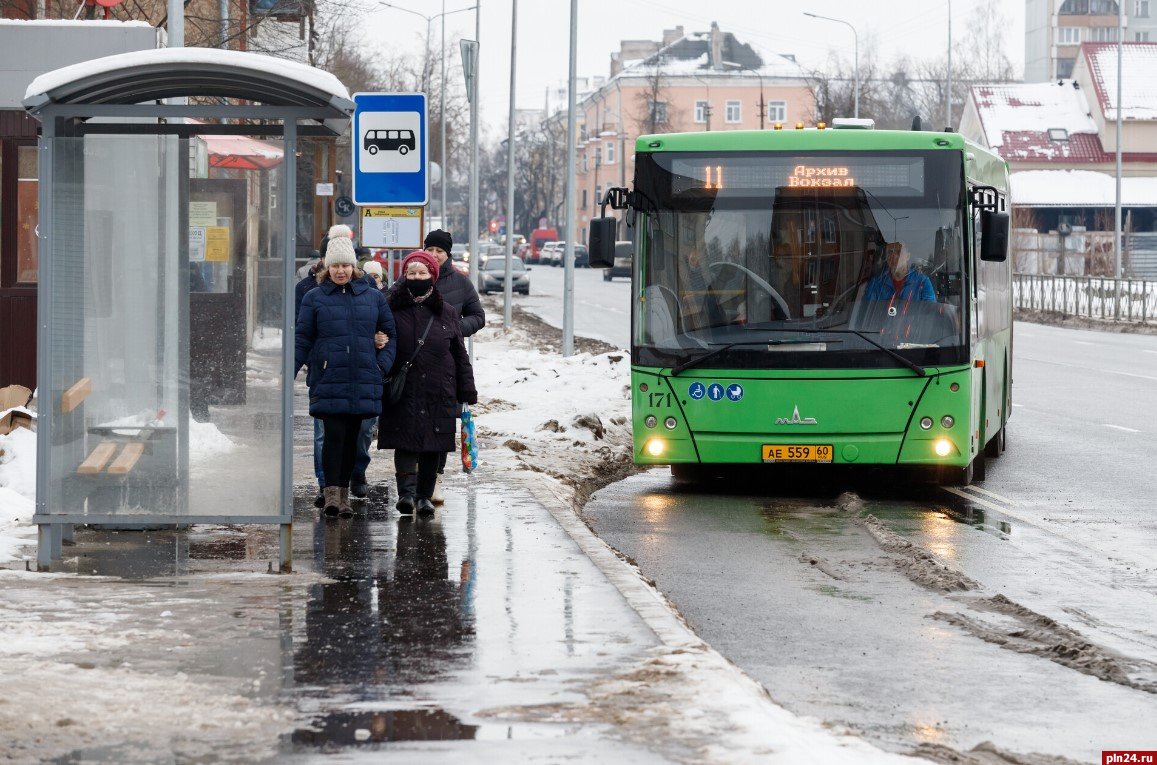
[42,135,288,521]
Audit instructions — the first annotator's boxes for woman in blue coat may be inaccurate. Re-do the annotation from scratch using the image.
[378,250,477,516]
[295,236,396,517]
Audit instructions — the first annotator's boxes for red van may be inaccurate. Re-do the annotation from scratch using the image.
[528,228,559,264]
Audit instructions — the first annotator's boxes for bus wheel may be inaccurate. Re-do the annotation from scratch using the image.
[399,145,409,155]
[984,427,1005,458]
[368,145,378,155]
[941,459,974,487]
[671,464,708,483]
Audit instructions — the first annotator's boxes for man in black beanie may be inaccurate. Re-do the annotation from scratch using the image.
[422,229,486,503]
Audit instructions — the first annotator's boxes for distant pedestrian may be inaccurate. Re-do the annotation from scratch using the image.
[296,235,396,517]
[421,229,485,504]
[378,250,478,516]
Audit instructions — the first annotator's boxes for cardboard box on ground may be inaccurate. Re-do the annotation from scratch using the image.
[0,384,34,435]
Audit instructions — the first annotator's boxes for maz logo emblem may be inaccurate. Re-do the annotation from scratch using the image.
[776,405,818,425]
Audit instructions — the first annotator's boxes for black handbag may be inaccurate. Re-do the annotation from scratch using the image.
[384,316,434,405]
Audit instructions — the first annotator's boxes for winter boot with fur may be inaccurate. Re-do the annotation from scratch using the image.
[322,485,341,517]
[338,487,354,517]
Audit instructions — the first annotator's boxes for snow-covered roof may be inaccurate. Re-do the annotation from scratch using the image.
[24,47,351,115]
[1012,169,1157,207]
[971,80,1098,155]
[616,29,804,81]
[1081,42,1157,121]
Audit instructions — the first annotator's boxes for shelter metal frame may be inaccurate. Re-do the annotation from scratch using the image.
[24,52,354,572]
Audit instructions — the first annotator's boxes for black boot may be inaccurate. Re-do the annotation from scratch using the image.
[350,474,369,499]
[314,486,326,508]
[416,497,436,516]
[395,471,417,514]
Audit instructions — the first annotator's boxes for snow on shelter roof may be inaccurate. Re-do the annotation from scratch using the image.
[23,47,353,132]
[1012,169,1157,207]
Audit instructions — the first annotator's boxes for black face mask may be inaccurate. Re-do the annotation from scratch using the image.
[405,277,433,297]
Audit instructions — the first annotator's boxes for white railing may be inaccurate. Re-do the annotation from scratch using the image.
[1013,274,1157,325]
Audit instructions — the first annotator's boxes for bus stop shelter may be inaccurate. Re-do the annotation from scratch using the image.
[23,47,354,572]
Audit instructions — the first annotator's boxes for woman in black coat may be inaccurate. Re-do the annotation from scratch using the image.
[378,251,477,515]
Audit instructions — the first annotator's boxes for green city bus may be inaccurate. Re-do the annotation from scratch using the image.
[588,122,1012,485]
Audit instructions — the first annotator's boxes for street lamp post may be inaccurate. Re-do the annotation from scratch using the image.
[804,12,858,119]
[946,0,952,130]
[723,61,766,129]
[381,2,476,230]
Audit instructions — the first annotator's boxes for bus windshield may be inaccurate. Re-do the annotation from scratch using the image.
[633,149,969,370]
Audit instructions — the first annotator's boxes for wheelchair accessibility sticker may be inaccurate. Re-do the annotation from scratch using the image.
[689,381,742,402]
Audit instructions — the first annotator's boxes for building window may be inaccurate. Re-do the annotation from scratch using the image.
[1060,0,1121,14]
[581,189,587,208]
[581,152,588,172]
[650,100,668,125]
[1138,0,1150,17]
[767,101,787,122]
[1057,27,1082,45]
[695,100,709,123]
[1090,26,1118,41]
[725,100,742,123]
[1057,58,1076,77]
[594,185,602,208]
[1136,30,1152,40]
[604,141,616,164]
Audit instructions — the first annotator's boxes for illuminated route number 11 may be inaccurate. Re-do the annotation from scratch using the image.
[704,166,723,190]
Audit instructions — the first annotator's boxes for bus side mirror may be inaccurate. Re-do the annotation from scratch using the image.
[588,218,616,269]
[980,210,1009,262]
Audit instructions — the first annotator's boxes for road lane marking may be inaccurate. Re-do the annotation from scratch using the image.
[1103,424,1141,433]
[942,486,1144,569]
[1022,356,1157,383]
[960,485,1020,505]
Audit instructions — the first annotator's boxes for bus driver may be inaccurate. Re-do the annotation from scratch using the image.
[862,240,936,302]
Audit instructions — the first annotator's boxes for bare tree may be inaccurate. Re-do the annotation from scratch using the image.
[632,61,680,135]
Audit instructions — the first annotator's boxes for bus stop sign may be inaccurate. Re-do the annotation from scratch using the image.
[352,92,428,206]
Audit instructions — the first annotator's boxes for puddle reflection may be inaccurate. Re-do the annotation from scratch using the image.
[291,708,478,747]
[294,513,476,690]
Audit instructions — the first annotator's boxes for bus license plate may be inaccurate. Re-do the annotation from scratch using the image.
[762,444,833,463]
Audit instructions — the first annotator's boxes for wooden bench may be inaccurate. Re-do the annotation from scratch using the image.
[77,441,145,475]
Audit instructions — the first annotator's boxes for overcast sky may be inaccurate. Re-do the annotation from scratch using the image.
[361,0,1025,130]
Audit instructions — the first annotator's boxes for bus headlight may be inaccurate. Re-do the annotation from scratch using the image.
[934,439,953,457]
[941,415,955,429]
[920,416,933,430]
[644,415,658,428]
[645,438,666,457]
[664,416,678,430]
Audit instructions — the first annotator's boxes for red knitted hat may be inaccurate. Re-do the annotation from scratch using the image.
[400,250,440,283]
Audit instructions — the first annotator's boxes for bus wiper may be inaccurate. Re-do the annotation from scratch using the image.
[671,339,824,376]
[822,329,927,376]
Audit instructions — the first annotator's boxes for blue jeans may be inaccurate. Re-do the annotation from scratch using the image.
[313,417,325,488]
[354,417,375,479]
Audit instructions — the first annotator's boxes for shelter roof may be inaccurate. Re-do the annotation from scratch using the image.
[1012,169,1157,207]
[23,47,352,134]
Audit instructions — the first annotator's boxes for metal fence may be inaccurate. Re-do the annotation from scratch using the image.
[1013,273,1157,325]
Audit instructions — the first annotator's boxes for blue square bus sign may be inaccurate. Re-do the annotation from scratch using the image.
[352,92,428,206]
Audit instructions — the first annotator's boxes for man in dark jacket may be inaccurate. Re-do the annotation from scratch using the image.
[422,229,485,504]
